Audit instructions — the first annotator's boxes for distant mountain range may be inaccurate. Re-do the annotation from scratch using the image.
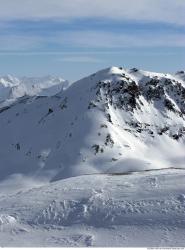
[0,75,69,107]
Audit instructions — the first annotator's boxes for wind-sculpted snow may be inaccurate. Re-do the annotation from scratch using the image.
[34,189,185,227]
[0,170,185,247]
[0,67,184,187]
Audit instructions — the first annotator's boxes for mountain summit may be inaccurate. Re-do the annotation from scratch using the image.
[0,67,184,184]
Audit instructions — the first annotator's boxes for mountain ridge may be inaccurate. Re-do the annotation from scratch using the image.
[0,75,69,108]
[0,66,184,190]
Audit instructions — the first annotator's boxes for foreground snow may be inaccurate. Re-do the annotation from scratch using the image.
[0,169,185,247]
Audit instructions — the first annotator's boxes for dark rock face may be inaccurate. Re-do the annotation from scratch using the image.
[164,99,175,112]
[94,75,185,116]
[88,71,185,141]
[95,78,141,111]
[145,85,164,100]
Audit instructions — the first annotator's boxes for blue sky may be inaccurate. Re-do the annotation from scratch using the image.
[0,0,184,81]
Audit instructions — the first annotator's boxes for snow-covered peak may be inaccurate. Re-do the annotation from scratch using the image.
[0,67,184,184]
[0,75,69,107]
[0,67,184,247]
[0,75,20,87]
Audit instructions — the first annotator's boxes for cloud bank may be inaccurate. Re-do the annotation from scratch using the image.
[0,0,184,26]
[0,30,184,52]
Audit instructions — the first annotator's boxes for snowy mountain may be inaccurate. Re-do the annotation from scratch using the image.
[0,66,185,247]
[0,67,184,187]
[0,75,69,107]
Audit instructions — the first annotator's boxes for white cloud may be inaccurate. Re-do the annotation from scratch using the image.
[0,30,184,52]
[55,31,185,48]
[0,0,184,26]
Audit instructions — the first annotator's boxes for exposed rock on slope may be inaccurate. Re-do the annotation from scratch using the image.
[0,67,184,185]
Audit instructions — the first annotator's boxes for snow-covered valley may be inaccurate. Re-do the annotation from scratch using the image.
[0,67,185,247]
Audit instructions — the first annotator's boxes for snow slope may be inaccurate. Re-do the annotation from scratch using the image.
[0,75,69,107]
[0,67,185,247]
[0,67,184,190]
[0,169,185,247]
